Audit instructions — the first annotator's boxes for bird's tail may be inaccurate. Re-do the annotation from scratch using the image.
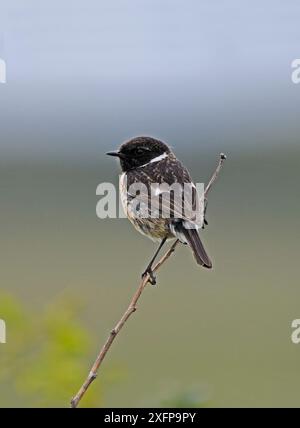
[173,222,212,269]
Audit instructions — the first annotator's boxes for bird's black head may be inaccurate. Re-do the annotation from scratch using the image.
[107,136,171,172]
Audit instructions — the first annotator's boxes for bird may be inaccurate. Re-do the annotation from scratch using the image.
[107,136,212,284]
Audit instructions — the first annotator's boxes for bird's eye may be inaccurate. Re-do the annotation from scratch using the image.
[137,148,144,154]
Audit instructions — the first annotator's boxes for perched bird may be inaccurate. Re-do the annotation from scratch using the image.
[107,136,212,284]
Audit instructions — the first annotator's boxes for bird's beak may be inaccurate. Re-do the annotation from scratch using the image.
[106,151,126,159]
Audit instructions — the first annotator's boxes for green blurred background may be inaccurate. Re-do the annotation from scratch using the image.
[1,0,300,407]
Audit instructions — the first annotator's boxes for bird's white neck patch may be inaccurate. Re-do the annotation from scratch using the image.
[139,152,168,168]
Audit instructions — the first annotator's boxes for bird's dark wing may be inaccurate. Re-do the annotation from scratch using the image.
[125,155,212,268]
[125,156,204,227]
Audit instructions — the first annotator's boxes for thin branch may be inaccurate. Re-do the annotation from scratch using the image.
[204,153,227,198]
[70,240,178,408]
[70,153,226,408]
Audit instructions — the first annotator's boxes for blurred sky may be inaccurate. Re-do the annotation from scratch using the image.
[0,0,300,160]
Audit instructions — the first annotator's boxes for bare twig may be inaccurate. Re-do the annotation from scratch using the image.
[204,153,226,198]
[70,153,226,408]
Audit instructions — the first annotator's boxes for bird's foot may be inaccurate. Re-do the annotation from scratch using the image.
[142,268,157,285]
[202,198,208,229]
[202,217,208,229]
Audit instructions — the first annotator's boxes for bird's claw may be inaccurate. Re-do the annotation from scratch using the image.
[142,269,157,285]
[202,198,208,229]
